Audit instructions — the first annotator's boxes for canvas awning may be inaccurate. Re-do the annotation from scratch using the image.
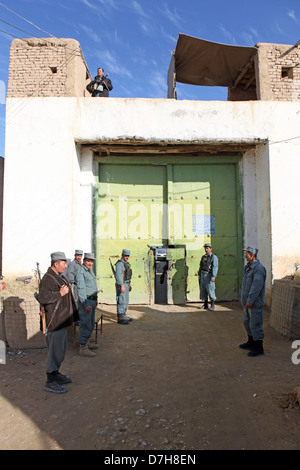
[168,34,257,98]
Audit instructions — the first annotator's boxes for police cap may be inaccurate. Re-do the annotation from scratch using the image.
[51,251,67,262]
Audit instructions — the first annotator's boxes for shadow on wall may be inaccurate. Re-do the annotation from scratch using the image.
[171,259,188,305]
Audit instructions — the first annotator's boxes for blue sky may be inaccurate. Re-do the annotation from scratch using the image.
[0,0,300,156]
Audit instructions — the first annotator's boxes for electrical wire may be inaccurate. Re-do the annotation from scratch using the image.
[0,17,46,38]
[0,20,86,55]
[0,2,54,37]
[0,27,19,39]
[270,135,300,145]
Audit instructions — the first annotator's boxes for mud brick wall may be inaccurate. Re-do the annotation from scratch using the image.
[7,38,91,98]
[267,45,300,101]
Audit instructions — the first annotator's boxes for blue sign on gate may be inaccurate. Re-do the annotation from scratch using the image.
[192,215,215,235]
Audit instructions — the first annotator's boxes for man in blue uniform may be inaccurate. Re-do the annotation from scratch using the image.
[75,253,98,356]
[240,246,266,357]
[198,243,219,311]
[115,249,132,325]
[66,249,83,301]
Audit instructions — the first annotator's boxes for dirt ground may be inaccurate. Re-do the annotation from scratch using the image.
[1,288,300,452]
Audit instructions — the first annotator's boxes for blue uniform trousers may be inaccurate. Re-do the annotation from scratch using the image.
[116,282,130,315]
[78,299,96,345]
[199,272,216,301]
[243,306,264,341]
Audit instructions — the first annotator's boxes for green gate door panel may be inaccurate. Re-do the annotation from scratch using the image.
[170,163,240,301]
[95,164,167,303]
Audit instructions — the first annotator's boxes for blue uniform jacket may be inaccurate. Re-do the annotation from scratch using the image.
[241,259,266,308]
[210,254,218,279]
[66,259,82,283]
[75,264,98,305]
[199,253,219,279]
[115,259,131,285]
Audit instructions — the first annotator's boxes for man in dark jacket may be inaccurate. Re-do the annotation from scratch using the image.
[239,246,266,357]
[38,251,79,394]
[86,67,113,97]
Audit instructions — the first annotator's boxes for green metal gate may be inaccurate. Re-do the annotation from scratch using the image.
[94,156,243,304]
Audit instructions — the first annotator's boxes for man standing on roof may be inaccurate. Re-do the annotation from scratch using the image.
[86,67,113,97]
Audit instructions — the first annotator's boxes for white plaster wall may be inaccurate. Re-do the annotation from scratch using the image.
[4,98,79,276]
[76,146,95,253]
[241,149,258,249]
[3,98,300,293]
[269,138,300,278]
[255,144,272,304]
[241,145,273,305]
[76,98,269,143]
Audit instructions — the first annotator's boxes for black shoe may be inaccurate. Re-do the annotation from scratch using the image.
[124,315,133,322]
[209,301,215,311]
[44,380,67,394]
[248,340,264,357]
[118,315,130,325]
[200,301,209,310]
[54,371,72,384]
[239,335,254,350]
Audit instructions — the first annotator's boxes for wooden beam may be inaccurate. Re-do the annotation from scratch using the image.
[244,74,256,90]
[89,142,257,156]
[232,57,254,89]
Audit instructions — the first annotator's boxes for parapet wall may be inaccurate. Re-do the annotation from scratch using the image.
[7,38,91,98]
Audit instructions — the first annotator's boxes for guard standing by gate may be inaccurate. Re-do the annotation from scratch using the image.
[115,249,133,325]
[75,253,99,356]
[198,243,219,311]
[66,249,83,301]
[239,246,266,357]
